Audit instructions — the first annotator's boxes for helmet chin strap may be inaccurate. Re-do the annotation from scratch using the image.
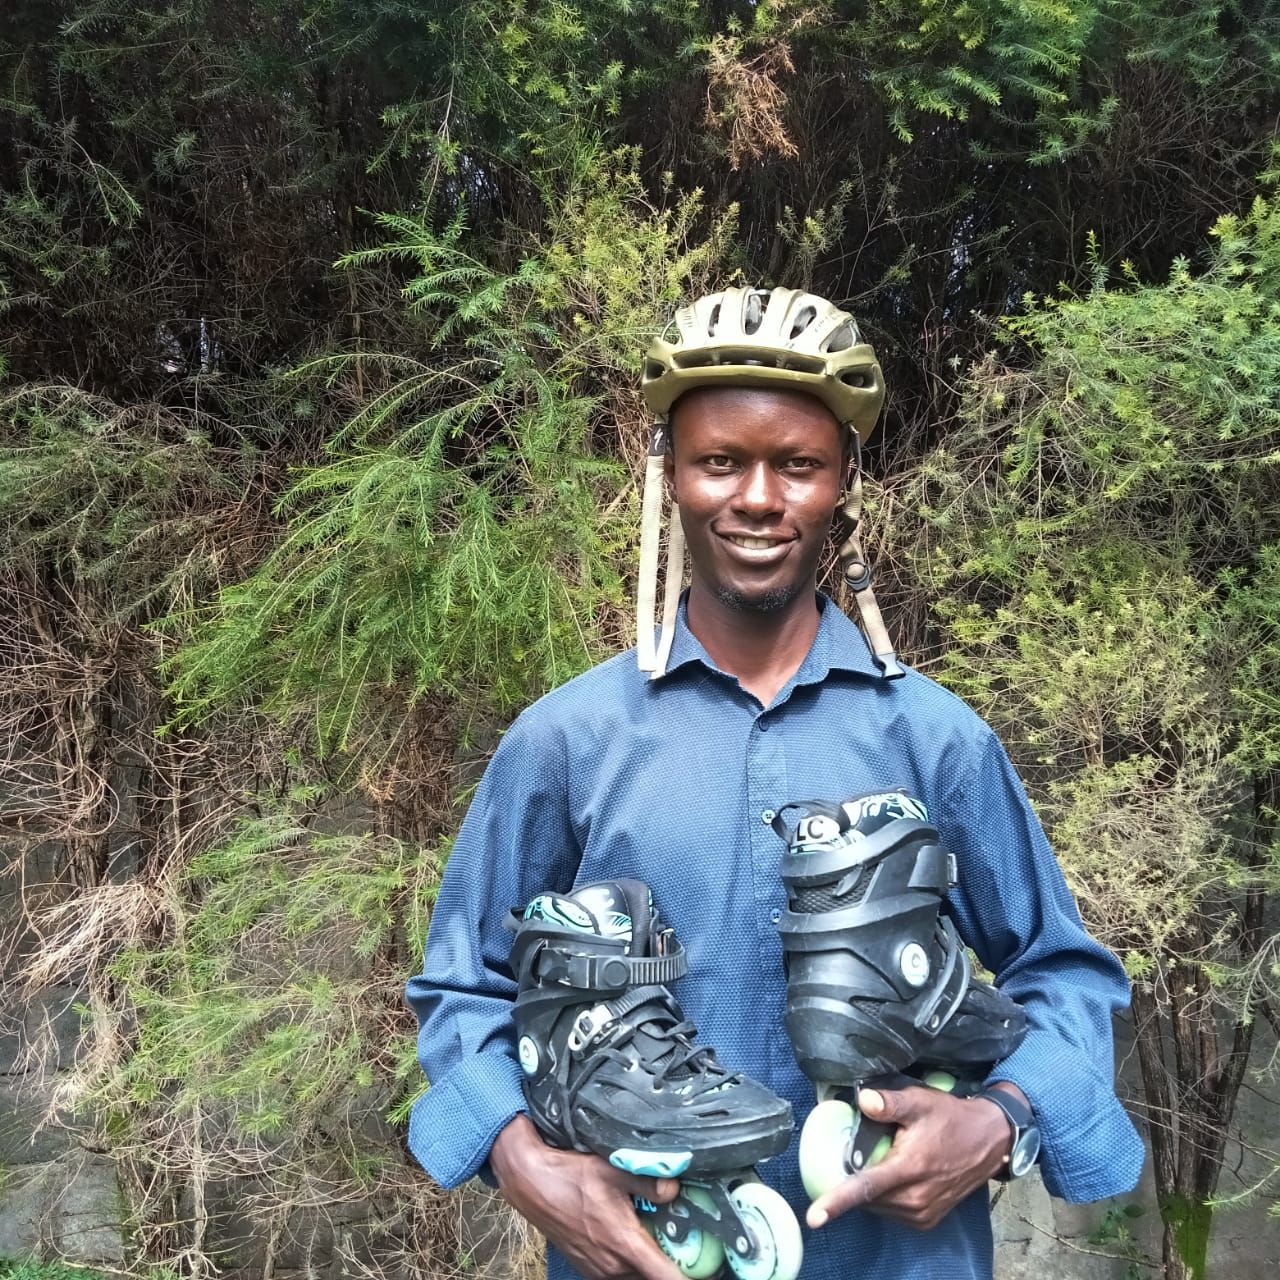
[838,433,905,679]
[636,425,667,672]
[654,506,684,677]
[636,424,686,677]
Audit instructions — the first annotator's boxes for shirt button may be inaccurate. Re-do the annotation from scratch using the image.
[761,808,776,825]
[758,718,770,732]
[769,908,781,924]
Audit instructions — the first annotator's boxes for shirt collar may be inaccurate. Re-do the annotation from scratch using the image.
[656,592,887,684]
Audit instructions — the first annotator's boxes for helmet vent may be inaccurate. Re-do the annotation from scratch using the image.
[840,370,872,389]
[708,303,721,337]
[744,292,764,334]
[644,359,665,380]
[789,306,816,340]
[824,322,855,353]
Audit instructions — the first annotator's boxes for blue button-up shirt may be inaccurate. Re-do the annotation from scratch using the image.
[406,595,1144,1280]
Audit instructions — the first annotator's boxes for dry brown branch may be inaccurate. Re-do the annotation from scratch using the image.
[705,36,800,169]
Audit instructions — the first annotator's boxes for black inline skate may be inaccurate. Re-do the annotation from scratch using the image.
[506,879,802,1280]
[770,791,1027,1200]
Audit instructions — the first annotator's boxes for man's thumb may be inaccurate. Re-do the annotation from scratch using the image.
[860,1083,939,1122]
[619,1172,681,1204]
[650,1176,680,1203]
[857,1086,889,1118]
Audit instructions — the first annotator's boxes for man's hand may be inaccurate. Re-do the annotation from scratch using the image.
[807,1084,1018,1233]
[490,1114,686,1280]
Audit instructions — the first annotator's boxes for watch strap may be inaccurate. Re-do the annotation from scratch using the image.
[978,1086,1039,1180]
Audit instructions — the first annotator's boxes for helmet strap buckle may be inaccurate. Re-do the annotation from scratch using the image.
[844,560,872,593]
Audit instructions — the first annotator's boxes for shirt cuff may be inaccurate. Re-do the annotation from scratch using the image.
[985,1034,1145,1203]
[407,1052,529,1188]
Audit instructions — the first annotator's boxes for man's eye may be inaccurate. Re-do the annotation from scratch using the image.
[785,457,821,470]
[704,455,735,468]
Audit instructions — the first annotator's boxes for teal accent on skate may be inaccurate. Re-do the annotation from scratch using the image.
[522,893,594,930]
[609,1148,692,1177]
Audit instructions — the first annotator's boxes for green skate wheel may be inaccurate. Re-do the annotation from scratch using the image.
[724,1181,803,1280]
[921,1070,957,1092]
[799,1099,855,1201]
[798,1099,893,1201]
[649,1185,725,1279]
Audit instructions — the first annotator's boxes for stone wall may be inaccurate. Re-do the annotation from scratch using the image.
[0,845,123,1269]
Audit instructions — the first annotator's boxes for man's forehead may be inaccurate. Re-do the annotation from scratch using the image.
[668,385,848,446]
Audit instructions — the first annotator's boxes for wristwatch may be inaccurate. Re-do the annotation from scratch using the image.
[978,1086,1041,1180]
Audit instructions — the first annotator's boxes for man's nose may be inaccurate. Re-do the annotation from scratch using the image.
[734,461,784,516]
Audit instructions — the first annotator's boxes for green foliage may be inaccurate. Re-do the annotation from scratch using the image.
[101,794,436,1157]
[903,175,1280,935]
[0,387,260,620]
[1088,1202,1149,1280]
[854,0,1097,140]
[165,144,737,749]
[890,171,1280,1252]
[0,1262,114,1280]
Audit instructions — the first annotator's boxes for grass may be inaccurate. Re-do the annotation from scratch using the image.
[0,1261,114,1280]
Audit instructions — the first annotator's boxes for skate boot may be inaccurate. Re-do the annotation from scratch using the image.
[770,792,1027,1199]
[507,879,802,1280]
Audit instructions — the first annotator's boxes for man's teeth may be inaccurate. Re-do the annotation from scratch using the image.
[728,536,780,549]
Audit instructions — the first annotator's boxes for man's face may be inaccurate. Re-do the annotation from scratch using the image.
[665,386,846,613]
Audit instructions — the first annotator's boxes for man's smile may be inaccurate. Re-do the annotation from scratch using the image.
[719,530,796,557]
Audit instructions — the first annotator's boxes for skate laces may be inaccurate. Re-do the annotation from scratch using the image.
[573,985,740,1093]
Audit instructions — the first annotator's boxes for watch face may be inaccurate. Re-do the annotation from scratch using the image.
[1010,1128,1041,1178]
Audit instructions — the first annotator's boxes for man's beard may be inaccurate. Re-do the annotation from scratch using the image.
[714,582,802,613]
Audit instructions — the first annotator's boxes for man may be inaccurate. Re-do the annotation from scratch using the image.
[406,286,1143,1280]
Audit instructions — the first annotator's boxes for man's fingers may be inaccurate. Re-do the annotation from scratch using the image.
[806,1158,911,1228]
[649,1176,681,1204]
[605,1167,680,1205]
[623,1204,692,1280]
[633,1231,687,1280]
[599,1167,687,1279]
[858,1083,934,1123]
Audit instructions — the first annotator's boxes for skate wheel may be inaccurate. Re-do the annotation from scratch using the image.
[798,1099,893,1201]
[799,1099,856,1201]
[649,1185,725,1279]
[724,1182,803,1280]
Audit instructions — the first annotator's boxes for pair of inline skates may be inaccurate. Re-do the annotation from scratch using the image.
[505,791,1026,1280]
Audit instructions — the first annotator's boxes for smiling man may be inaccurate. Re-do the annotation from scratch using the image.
[406,287,1143,1280]
[662,386,846,707]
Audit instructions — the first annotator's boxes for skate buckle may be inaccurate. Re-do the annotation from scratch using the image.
[568,1003,618,1053]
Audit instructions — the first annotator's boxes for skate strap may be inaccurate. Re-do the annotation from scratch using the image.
[770,799,852,843]
[912,917,970,1033]
[536,942,688,991]
[778,820,943,886]
[567,985,677,1053]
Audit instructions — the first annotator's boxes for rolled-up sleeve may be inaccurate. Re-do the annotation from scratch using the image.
[405,706,582,1187]
[938,727,1145,1203]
